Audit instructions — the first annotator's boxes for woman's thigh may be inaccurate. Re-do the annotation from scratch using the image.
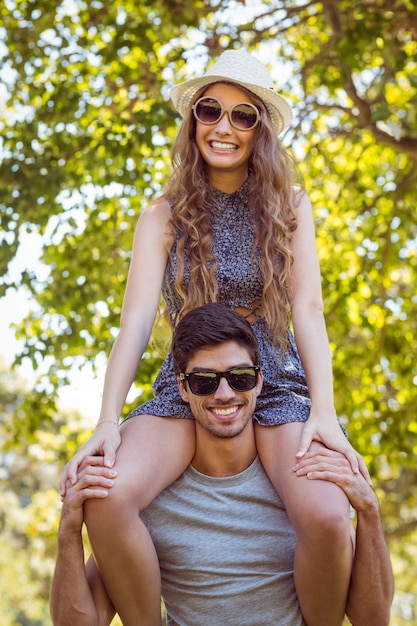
[105,414,195,510]
[255,422,351,533]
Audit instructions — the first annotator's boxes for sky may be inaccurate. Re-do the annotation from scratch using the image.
[1,233,103,425]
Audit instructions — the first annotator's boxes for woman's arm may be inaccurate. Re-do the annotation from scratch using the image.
[98,199,172,424]
[60,199,172,494]
[289,192,360,471]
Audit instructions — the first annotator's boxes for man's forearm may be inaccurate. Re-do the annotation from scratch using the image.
[346,499,394,626]
[50,530,100,626]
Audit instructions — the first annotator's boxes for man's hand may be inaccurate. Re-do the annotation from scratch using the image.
[295,417,372,484]
[52,456,117,626]
[293,446,377,513]
[59,425,121,497]
[60,456,117,535]
[294,446,394,626]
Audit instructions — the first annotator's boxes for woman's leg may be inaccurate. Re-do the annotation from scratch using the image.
[255,422,353,626]
[84,415,195,626]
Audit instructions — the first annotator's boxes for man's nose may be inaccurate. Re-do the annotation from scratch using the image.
[213,376,235,400]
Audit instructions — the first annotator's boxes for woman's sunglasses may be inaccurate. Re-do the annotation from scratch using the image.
[192,96,260,131]
[179,366,260,396]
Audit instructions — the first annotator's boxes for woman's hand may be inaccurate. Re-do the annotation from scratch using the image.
[59,423,121,497]
[294,447,376,511]
[296,412,371,484]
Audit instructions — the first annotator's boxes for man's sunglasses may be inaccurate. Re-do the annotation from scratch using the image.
[192,96,260,131]
[179,366,260,396]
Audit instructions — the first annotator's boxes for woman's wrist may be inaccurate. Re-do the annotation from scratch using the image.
[95,418,120,430]
[308,406,337,420]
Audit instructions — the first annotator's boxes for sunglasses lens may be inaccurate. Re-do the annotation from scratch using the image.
[231,104,259,130]
[195,98,222,124]
[227,367,258,391]
[188,371,219,395]
[187,367,258,395]
[194,98,259,130]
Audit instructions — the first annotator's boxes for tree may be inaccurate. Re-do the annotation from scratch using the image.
[1,0,203,428]
[0,359,152,624]
[1,1,416,620]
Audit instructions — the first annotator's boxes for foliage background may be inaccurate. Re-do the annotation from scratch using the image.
[1,0,416,623]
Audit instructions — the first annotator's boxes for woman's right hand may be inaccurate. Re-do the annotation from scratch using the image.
[59,422,121,497]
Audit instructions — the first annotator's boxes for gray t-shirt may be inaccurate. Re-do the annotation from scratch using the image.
[141,457,305,626]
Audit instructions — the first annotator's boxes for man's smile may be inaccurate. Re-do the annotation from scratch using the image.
[211,404,241,418]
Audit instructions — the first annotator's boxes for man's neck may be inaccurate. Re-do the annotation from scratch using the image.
[191,426,257,478]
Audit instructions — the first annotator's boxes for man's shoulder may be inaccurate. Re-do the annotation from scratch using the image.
[159,456,280,502]
[143,456,289,530]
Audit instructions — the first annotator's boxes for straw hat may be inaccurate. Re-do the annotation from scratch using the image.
[170,49,292,134]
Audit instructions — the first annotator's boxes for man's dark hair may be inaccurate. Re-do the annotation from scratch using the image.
[172,303,260,373]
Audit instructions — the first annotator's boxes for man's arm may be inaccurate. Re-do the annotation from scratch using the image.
[345,488,393,626]
[50,457,117,626]
[295,447,394,626]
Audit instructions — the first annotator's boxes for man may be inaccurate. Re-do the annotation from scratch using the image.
[50,304,393,626]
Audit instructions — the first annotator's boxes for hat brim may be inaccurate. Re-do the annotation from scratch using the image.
[170,75,292,134]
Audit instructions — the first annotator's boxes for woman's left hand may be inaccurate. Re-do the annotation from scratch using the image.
[295,413,371,484]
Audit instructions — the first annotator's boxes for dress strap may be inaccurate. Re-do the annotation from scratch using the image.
[233,300,264,324]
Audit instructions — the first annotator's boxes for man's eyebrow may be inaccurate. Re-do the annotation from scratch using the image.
[189,363,254,373]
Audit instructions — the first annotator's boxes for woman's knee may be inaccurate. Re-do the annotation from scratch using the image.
[296,489,351,546]
[84,474,138,531]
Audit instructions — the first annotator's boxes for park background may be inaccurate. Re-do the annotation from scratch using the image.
[0,0,416,623]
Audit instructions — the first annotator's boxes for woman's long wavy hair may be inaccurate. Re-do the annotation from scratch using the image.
[163,83,304,350]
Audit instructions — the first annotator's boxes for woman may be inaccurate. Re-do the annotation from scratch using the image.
[60,49,362,625]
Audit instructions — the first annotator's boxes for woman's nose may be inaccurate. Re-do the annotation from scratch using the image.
[214,111,232,132]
